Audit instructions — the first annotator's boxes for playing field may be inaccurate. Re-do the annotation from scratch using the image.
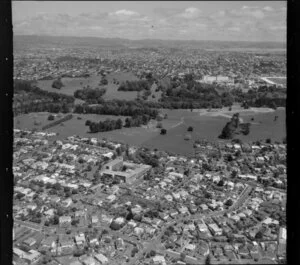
[36,76,103,96]
[14,107,285,156]
[36,71,141,101]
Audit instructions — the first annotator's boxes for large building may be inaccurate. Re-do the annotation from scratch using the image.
[101,158,151,184]
[200,75,233,85]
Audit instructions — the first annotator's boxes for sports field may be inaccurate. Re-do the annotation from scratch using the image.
[14,107,285,156]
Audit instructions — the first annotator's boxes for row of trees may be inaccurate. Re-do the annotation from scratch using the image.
[124,114,151,127]
[14,101,72,115]
[42,114,73,130]
[86,114,152,133]
[118,80,151,91]
[74,100,159,119]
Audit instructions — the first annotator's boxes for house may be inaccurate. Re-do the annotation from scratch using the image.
[26,203,38,211]
[41,236,57,251]
[153,255,167,265]
[75,210,86,218]
[91,215,99,224]
[75,233,86,246]
[13,248,41,265]
[44,209,55,218]
[200,204,208,211]
[62,198,72,208]
[23,237,36,247]
[94,253,108,264]
[60,238,74,253]
[59,216,71,226]
[81,256,97,265]
[208,223,222,236]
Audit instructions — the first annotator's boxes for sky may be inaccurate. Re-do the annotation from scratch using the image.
[12,1,287,42]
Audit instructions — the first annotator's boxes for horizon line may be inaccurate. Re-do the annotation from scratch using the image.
[14,34,286,44]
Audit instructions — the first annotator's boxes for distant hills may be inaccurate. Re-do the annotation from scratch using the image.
[14,35,286,51]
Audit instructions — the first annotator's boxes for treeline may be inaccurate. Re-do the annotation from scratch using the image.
[14,80,75,115]
[118,80,151,91]
[86,114,152,133]
[74,100,159,118]
[42,114,73,130]
[124,114,151,127]
[74,88,106,104]
[14,102,71,115]
[14,79,74,103]
[161,80,233,109]
[231,85,286,108]
[86,118,123,133]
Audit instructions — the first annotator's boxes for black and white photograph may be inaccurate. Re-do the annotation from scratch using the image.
[9,1,287,265]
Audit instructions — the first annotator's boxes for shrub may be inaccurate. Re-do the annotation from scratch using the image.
[187,126,193,132]
[52,78,64,89]
[265,138,271,144]
[48,115,55,121]
[160,128,167,135]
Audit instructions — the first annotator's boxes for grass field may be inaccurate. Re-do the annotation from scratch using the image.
[35,72,162,102]
[14,107,285,156]
[36,76,102,96]
[101,71,140,101]
[36,72,140,101]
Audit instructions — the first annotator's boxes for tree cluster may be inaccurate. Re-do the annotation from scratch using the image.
[219,113,251,139]
[118,80,151,92]
[124,114,151,128]
[87,118,123,133]
[14,80,74,115]
[74,88,106,104]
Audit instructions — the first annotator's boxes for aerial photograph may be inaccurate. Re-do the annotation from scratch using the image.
[12,1,286,265]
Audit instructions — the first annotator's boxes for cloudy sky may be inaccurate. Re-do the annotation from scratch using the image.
[13,1,286,42]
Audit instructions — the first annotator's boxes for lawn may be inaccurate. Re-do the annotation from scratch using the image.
[14,108,286,156]
[143,108,286,156]
[35,76,103,96]
[14,112,59,131]
[103,72,140,101]
[35,71,162,102]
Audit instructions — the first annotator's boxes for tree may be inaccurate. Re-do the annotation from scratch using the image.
[116,118,123,129]
[205,255,211,265]
[225,199,233,207]
[85,120,91,126]
[255,230,264,239]
[48,114,55,121]
[187,126,193,132]
[52,78,64,89]
[131,247,138,257]
[100,78,108,85]
[265,138,271,144]
[160,128,167,135]
[180,253,186,261]
[149,250,156,257]
[52,215,59,225]
[217,179,224,186]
